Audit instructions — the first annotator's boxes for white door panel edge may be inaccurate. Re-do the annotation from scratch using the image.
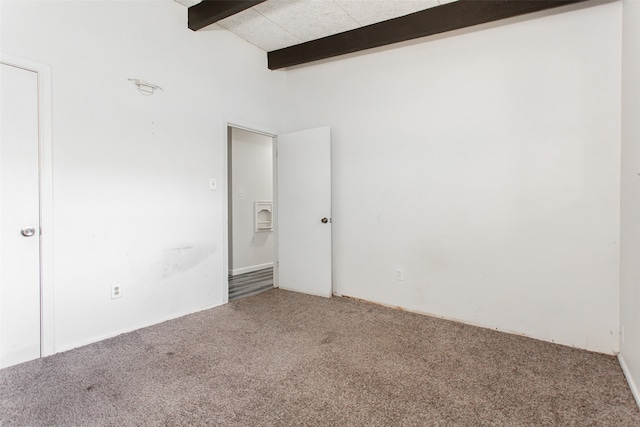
[276,126,332,298]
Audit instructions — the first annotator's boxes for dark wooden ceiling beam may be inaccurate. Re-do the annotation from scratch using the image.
[267,0,589,70]
[189,0,267,31]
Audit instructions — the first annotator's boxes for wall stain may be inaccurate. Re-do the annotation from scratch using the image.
[156,243,216,279]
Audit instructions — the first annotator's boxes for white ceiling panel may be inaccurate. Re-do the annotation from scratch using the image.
[174,0,200,7]
[254,0,360,42]
[218,8,303,51]
[335,0,440,27]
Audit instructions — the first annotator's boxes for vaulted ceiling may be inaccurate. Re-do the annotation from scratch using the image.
[177,0,591,70]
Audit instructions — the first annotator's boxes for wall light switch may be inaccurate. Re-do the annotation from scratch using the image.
[209,178,217,190]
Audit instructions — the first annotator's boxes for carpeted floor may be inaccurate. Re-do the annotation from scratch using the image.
[1,289,638,426]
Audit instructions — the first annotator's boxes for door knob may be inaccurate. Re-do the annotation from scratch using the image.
[321,217,329,224]
[21,227,36,237]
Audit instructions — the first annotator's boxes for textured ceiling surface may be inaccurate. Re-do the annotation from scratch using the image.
[177,0,458,51]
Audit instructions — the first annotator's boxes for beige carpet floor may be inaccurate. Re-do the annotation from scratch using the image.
[1,289,639,426]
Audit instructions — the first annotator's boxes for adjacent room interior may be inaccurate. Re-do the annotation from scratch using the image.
[1,0,640,424]
[227,126,275,300]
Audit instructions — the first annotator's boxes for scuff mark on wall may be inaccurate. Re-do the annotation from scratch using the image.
[154,244,216,279]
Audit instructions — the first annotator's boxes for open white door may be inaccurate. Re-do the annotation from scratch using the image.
[276,127,332,297]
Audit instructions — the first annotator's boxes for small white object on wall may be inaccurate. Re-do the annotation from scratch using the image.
[254,201,273,232]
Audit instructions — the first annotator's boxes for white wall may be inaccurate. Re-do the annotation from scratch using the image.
[0,0,285,352]
[0,0,628,362]
[230,128,274,275]
[620,0,640,405]
[285,2,622,354]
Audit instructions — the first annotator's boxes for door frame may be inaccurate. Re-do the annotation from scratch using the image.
[221,117,278,303]
[0,53,54,357]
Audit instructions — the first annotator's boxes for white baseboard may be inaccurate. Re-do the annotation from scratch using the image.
[338,293,617,355]
[618,354,640,410]
[54,301,225,355]
[230,262,273,276]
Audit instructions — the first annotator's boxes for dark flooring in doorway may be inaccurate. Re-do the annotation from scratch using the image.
[228,267,273,301]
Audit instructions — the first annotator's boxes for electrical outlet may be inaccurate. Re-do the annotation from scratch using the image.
[396,268,404,281]
[111,284,122,300]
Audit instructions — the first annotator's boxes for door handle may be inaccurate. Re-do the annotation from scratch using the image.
[21,227,36,237]
[321,217,329,224]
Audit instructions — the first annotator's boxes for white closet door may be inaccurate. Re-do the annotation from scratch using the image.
[0,62,41,368]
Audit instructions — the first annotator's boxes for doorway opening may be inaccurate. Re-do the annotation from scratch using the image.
[227,126,276,301]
